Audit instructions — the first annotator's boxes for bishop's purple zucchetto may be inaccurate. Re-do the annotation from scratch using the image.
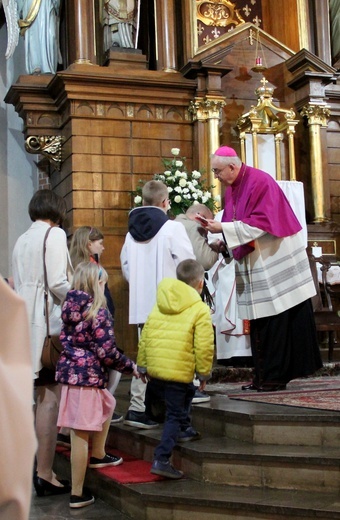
[214,146,238,157]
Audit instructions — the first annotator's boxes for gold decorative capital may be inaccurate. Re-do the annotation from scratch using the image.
[300,104,330,127]
[25,135,63,171]
[189,97,226,122]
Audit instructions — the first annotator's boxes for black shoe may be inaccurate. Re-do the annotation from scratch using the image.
[89,453,123,468]
[110,412,124,424]
[70,493,95,509]
[241,383,258,391]
[124,410,159,429]
[257,384,287,392]
[33,474,71,497]
[57,433,71,448]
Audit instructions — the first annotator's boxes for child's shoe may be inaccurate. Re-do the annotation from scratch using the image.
[177,427,201,443]
[150,460,183,479]
[89,454,123,468]
[69,492,95,509]
[192,389,210,403]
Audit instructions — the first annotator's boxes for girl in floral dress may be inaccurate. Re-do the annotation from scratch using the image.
[56,262,138,509]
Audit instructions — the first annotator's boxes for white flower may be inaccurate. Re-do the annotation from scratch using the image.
[192,200,199,205]
[214,194,221,202]
[134,148,216,216]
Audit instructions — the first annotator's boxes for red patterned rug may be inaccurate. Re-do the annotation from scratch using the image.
[229,387,340,411]
[56,446,164,484]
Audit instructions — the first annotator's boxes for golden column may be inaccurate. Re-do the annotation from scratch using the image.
[301,104,331,223]
[189,96,226,209]
[274,133,284,181]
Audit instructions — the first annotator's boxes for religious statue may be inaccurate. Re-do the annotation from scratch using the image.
[103,0,140,50]
[0,0,20,59]
[17,0,61,74]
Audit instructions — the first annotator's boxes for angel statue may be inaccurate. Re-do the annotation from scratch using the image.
[1,0,20,59]
[1,0,61,74]
[18,0,62,74]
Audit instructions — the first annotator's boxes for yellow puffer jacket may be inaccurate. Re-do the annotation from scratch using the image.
[137,278,214,383]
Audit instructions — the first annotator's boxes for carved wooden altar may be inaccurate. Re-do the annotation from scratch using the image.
[4,0,340,356]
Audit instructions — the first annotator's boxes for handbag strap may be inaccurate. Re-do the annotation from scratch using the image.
[43,227,53,337]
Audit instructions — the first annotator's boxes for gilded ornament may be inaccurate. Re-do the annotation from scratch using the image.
[25,135,63,171]
[196,0,245,27]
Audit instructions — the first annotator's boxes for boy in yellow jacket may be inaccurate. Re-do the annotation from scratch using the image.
[137,259,214,479]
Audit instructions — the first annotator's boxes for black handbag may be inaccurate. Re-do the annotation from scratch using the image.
[41,227,63,370]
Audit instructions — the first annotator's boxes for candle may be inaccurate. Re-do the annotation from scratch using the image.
[255,57,262,65]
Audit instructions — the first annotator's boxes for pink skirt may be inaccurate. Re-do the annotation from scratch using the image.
[57,385,116,431]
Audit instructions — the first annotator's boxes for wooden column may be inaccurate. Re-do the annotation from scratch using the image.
[154,0,177,71]
[66,0,97,65]
[313,0,332,65]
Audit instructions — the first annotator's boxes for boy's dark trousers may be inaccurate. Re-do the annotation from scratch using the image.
[151,379,196,462]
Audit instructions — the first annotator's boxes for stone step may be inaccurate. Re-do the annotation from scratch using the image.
[113,377,340,448]
[54,452,340,520]
[107,423,340,492]
[53,375,340,519]
[190,394,340,446]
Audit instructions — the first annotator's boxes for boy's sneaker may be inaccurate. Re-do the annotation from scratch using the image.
[69,493,95,509]
[150,460,184,479]
[192,389,210,404]
[124,410,159,429]
[177,427,201,443]
[89,454,123,468]
[110,412,124,424]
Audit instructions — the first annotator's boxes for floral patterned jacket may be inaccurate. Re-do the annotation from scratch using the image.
[55,290,134,388]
